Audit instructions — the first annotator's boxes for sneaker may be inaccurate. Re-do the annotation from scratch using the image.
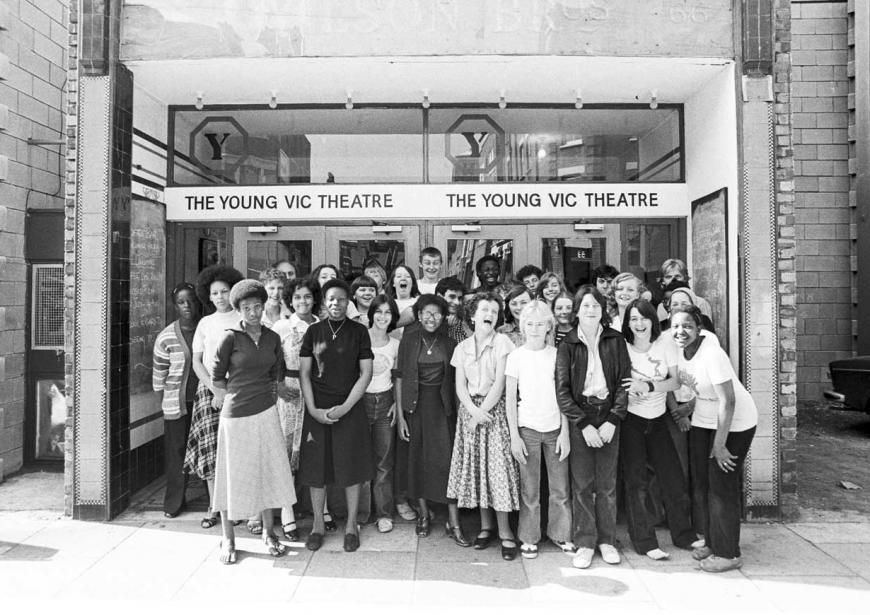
[700,555,743,573]
[552,539,577,554]
[396,502,417,521]
[646,548,670,561]
[599,543,621,565]
[377,517,394,533]
[690,537,706,549]
[572,547,594,569]
[520,543,538,559]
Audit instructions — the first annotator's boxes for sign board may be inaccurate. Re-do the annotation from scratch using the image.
[165,183,688,221]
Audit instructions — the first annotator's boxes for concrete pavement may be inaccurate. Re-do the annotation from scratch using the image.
[2,491,869,614]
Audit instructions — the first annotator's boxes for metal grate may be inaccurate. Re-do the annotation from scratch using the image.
[32,264,64,350]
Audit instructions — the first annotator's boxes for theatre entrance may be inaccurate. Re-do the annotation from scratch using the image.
[170,218,686,295]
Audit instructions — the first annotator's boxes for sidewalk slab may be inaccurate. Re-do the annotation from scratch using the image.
[294,550,415,604]
[748,575,870,614]
[739,524,854,577]
[812,543,870,582]
[785,522,870,544]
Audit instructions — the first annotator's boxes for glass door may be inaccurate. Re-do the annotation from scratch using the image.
[433,225,528,292]
[325,226,421,282]
[526,223,620,293]
[233,226,325,280]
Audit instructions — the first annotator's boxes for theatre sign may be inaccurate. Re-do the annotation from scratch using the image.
[163,184,688,221]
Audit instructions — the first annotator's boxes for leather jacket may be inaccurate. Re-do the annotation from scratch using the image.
[555,325,631,430]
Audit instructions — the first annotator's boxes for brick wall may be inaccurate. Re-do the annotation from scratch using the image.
[0,1,67,478]
[792,1,853,401]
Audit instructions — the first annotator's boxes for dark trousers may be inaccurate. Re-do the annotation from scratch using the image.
[568,404,620,549]
[689,426,756,559]
[163,408,193,516]
[621,413,696,554]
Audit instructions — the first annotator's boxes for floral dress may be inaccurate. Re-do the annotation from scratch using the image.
[271,313,317,471]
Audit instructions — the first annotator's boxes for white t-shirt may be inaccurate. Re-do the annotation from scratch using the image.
[625,336,676,419]
[192,310,240,378]
[367,337,399,394]
[417,280,439,295]
[677,339,758,432]
[661,329,720,402]
[505,345,562,433]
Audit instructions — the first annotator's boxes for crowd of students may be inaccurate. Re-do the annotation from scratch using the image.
[152,249,757,572]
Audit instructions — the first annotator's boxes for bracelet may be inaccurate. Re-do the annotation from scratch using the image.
[647,381,655,393]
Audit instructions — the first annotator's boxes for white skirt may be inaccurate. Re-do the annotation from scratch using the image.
[212,405,297,520]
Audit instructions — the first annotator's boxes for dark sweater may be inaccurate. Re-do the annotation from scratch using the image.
[211,322,282,419]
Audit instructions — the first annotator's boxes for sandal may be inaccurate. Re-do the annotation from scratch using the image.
[219,540,237,565]
[201,515,218,529]
[264,533,287,557]
[246,518,264,535]
[323,512,337,533]
[283,521,299,542]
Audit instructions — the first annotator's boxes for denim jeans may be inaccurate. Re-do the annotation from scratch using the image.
[689,426,756,559]
[568,404,620,549]
[518,427,571,544]
[621,413,696,554]
[364,390,396,519]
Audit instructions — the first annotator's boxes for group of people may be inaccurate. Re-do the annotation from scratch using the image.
[152,249,757,573]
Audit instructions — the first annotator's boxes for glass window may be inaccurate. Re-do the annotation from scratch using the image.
[246,240,312,280]
[623,223,675,288]
[339,240,406,283]
[445,239,514,291]
[428,107,681,183]
[172,108,424,185]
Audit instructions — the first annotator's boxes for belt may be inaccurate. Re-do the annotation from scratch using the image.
[580,395,609,406]
[285,369,300,378]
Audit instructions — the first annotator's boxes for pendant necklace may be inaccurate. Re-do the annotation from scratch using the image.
[327,319,346,341]
[422,335,437,356]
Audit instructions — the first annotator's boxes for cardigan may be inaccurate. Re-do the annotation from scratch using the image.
[152,320,196,420]
[396,322,456,416]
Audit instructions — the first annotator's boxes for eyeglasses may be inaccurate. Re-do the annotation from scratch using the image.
[420,311,444,321]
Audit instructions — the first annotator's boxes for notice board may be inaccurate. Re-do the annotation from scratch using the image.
[691,188,728,352]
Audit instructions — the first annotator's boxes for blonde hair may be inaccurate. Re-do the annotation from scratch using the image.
[519,299,555,333]
[611,271,646,295]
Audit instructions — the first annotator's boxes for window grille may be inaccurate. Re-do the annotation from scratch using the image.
[32,264,64,350]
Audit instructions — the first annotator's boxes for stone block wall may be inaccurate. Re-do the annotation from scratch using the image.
[0,0,67,477]
[792,0,853,401]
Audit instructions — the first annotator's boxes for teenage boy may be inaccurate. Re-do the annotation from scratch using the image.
[592,264,619,300]
[417,247,444,295]
[515,265,543,295]
[435,276,471,343]
[505,300,575,559]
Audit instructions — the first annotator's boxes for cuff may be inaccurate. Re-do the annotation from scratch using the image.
[605,413,621,426]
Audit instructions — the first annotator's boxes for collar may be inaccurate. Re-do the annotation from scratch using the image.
[288,312,317,329]
[563,323,621,345]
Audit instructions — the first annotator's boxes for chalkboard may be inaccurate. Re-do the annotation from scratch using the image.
[691,188,728,352]
[129,199,167,396]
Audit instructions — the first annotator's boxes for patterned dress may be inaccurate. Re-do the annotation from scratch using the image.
[447,332,520,511]
[271,313,316,471]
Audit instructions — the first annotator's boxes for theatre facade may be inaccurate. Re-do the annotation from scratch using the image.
[63,0,795,519]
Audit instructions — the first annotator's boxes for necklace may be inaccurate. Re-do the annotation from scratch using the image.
[422,335,438,355]
[327,319,346,341]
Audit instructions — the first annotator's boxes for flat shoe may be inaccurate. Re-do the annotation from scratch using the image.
[396,502,417,521]
[572,547,594,569]
[306,532,324,551]
[283,521,299,542]
[343,532,360,552]
[246,519,263,535]
[323,512,338,533]
[264,533,287,557]
[200,516,218,529]
[520,543,538,559]
[599,543,621,565]
[415,516,430,537]
[700,555,743,573]
[473,529,494,550]
[692,546,713,561]
[501,539,519,561]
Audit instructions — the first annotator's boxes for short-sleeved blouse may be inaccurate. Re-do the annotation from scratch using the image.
[272,313,317,371]
[450,332,515,397]
[192,310,240,378]
[300,318,374,406]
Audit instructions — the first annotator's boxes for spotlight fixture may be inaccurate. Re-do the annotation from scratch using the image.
[269,90,278,109]
[649,90,658,110]
[345,90,354,110]
[498,91,506,110]
[575,89,583,109]
[422,90,430,109]
[195,91,204,110]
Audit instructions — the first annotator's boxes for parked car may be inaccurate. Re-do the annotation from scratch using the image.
[824,356,870,413]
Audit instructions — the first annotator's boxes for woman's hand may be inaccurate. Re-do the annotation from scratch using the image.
[397,414,410,442]
[622,377,651,397]
[211,388,225,410]
[326,403,353,421]
[312,407,337,425]
[676,416,692,432]
[510,434,528,465]
[387,402,397,428]
[711,443,737,472]
[598,421,616,444]
[276,381,292,402]
[555,429,571,461]
[581,424,604,448]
